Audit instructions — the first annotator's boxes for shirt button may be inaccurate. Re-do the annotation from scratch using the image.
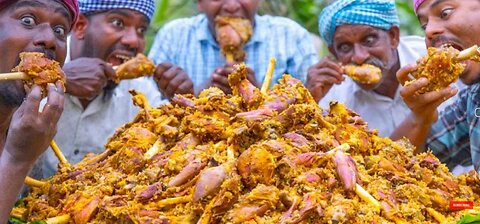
[74,149,80,155]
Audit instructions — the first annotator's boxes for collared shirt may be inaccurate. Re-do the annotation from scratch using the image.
[43,77,165,177]
[319,36,459,137]
[148,14,318,95]
[427,83,480,173]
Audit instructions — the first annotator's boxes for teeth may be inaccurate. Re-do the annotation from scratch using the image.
[115,54,132,62]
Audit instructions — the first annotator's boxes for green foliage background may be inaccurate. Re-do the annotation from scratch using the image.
[145,0,423,53]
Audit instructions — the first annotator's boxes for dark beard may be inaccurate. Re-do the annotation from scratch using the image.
[0,82,24,107]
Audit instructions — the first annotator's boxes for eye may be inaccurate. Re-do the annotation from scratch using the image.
[20,15,36,26]
[137,27,147,35]
[54,26,67,39]
[440,8,453,19]
[364,35,377,46]
[111,18,124,27]
[421,23,427,30]
[337,44,351,53]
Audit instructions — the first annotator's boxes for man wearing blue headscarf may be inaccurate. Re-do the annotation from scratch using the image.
[43,0,167,177]
[306,0,456,137]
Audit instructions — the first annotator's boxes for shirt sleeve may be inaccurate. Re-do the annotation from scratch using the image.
[426,88,472,169]
[148,25,174,65]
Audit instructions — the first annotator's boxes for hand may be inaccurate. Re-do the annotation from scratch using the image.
[63,58,115,99]
[306,57,344,102]
[3,82,65,165]
[205,63,256,94]
[397,64,458,126]
[154,62,194,99]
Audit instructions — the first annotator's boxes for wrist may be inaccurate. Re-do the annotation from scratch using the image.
[0,151,34,174]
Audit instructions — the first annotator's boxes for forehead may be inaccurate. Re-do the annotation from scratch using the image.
[8,0,70,19]
[89,9,148,24]
[333,24,382,40]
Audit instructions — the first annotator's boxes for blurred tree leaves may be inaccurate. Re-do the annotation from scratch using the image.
[146,0,423,52]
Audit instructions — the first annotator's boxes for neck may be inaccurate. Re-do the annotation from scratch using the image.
[373,59,400,99]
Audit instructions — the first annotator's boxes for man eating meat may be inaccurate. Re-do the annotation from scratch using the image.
[148,0,318,98]
[391,0,480,175]
[306,0,458,137]
[0,0,79,222]
[42,0,166,177]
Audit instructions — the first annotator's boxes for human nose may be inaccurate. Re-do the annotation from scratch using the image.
[351,44,370,65]
[32,24,56,52]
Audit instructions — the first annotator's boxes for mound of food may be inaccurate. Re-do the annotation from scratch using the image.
[12,64,479,224]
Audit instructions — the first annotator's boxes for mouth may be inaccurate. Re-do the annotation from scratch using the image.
[437,41,464,51]
[106,51,134,66]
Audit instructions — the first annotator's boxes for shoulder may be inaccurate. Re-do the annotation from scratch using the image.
[258,15,308,33]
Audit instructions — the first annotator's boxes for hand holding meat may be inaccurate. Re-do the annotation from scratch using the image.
[397,64,458,126]
[4,83,64,164]
[306,57,344,102]
[62,58,115,99]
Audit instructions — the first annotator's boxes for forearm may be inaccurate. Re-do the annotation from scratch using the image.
[0,154,33,224]
[390,113,432,153]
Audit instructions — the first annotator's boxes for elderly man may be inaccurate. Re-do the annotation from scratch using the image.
[43,0,165,177]
[0,0,78,221]
[392,0,480,174]
[148,0,318,99]
[306,0,436,137]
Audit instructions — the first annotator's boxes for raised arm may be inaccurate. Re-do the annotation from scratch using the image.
[390,64,457,152]
[0,83,64,223]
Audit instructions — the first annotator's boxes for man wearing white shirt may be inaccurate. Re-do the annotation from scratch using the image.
[306,0,458,137]
[43,0,166,177]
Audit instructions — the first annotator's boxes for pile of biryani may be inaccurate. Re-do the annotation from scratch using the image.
[11,64,480,224]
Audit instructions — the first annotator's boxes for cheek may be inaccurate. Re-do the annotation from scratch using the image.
[0,27,32,72]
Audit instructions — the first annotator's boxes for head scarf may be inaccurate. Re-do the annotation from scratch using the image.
[78,0,155,21]
[413,0,427,13]
[318,0,400,45]
[0,0,79,23]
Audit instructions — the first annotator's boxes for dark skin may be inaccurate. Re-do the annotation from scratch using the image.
[156,0,261,98]
[390,0,480,151]
[0,0,71,222]
[67,9,149,108]
[198,0,259,94]
[306,25,401,103]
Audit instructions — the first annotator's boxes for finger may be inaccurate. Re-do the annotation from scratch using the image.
[313,67,344,83]
[22,85,43,115]
[165,72,188,96]
[42,82,65,122]
[212,72,229,86]
[157,66,179,91]
[212,83,231,94]
[103,63,116,80]
[177,80,194,95]
[397,64,417,85]
[155,62,173,79]
[399,77,428,98]
[417,86,458,106]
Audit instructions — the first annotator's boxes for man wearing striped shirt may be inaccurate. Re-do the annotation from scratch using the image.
[148,0,318,99]
[392,0,480,174]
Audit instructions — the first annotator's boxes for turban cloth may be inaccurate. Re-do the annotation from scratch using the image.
[413,0,427,13]
[0,0,79,23]
[318,0,400,45]
[78,0,155,21]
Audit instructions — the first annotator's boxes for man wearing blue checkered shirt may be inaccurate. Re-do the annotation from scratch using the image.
[148,0,318,99]
[391,0,480,175]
